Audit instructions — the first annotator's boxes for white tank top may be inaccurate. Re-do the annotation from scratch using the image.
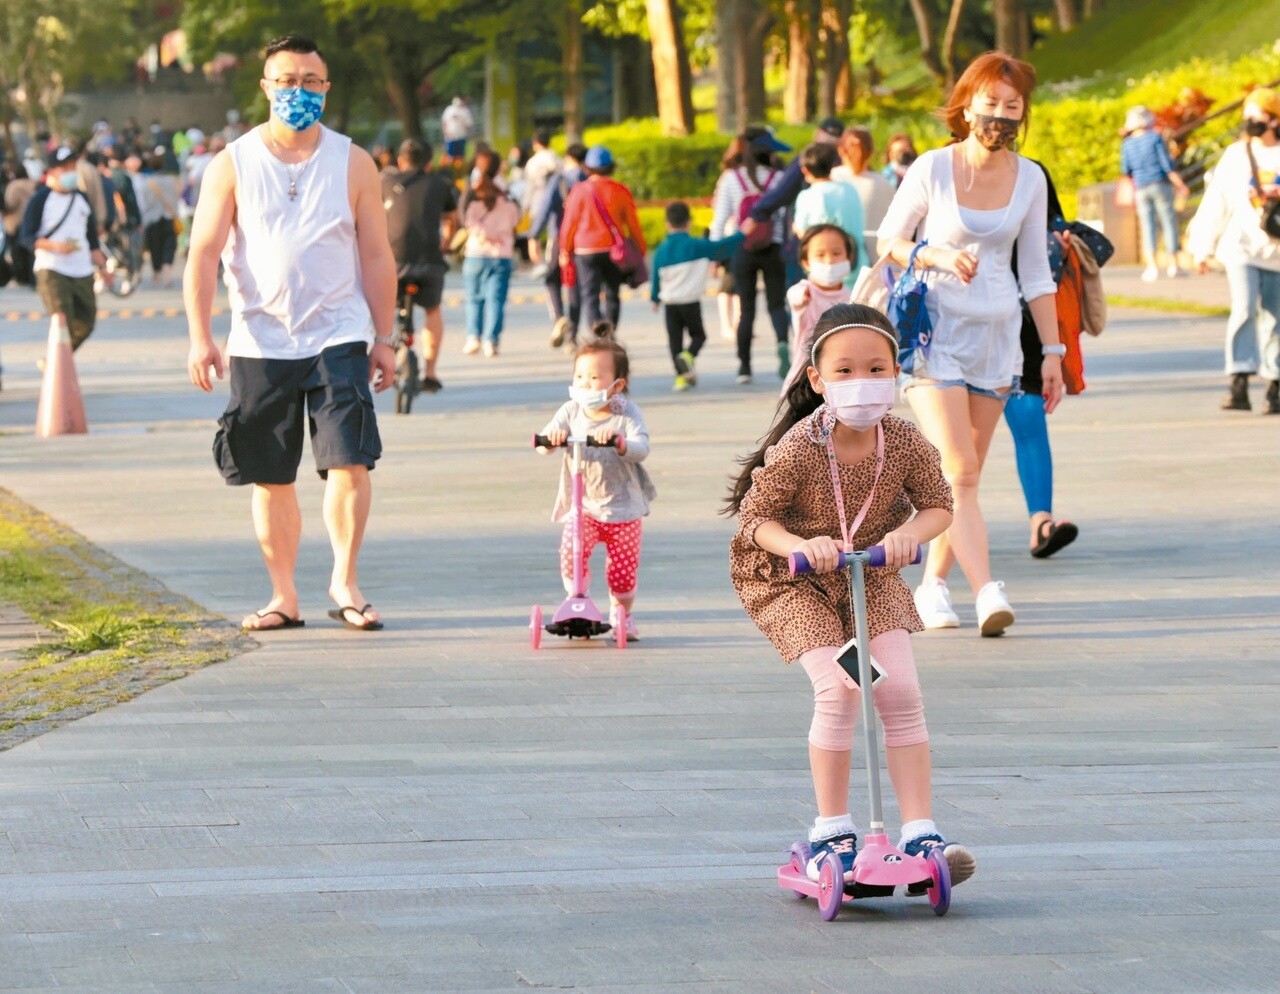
[222,126,373,359]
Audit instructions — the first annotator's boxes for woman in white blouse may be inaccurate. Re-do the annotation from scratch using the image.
[877,51,1064,638]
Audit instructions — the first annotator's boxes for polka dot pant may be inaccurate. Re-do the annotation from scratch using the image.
[559,515,643,598]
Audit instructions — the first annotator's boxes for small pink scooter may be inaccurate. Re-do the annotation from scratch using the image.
[528,433,627,651]
[778,545,950,920]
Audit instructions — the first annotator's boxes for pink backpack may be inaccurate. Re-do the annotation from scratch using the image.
[735,168,777,251]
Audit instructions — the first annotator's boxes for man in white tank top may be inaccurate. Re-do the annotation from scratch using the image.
[183,34,398,634]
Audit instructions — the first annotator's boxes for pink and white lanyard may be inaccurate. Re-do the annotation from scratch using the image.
[825,422,885,551]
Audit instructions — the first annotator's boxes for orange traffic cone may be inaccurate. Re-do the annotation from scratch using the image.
[35,313,88,438]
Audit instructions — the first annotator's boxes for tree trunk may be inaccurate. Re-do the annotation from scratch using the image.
[906,0,945,84]
[1053,0,1078,30]
[818,0,852,117]
[782,0,816,126]
[941,0,968,90]
[715,0,738,133]
[646,0,695,135]
[994,0,1025,57]
[384,67,424,141]
[613,36,657,122]
[1082,0,1101,19]
[734,0,771,128]
[1,103,16,164]
[562,0,584,144]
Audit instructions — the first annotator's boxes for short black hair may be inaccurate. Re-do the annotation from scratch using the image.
[665,201,691,228]
[532,128,551,148]
[264,34,326,68]
[565,142,588,164]
[398,138,429,167]
[800,142,838,178]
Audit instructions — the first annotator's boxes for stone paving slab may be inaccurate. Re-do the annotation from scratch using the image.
[0,285,1278,991]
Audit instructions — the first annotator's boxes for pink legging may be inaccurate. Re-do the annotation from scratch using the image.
[559,515,642,598]
[798,629,928,752]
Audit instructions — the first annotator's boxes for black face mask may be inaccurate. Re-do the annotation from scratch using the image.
[971,113,1021,151]
[893,151,916,167]
[1244,120,1268,138]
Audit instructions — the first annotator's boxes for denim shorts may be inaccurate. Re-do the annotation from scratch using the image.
[904,375,1022,401]
[214,341,381,486]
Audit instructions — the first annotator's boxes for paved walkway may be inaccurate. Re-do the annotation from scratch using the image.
[0,272,1277,992]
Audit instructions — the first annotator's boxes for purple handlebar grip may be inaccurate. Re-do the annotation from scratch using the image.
[788,551,812,576]
[790,545,922,574]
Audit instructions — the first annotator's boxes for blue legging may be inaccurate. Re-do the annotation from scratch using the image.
[1003,391,1052,517]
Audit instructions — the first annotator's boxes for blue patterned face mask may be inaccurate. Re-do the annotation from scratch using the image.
[271,87,325,131]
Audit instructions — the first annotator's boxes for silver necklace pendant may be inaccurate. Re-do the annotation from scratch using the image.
[288,181,297,201]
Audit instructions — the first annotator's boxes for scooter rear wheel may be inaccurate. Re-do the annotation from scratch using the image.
[788,842,812,899]
[529,606,542,650]
[614,606,628,649]
[817,855,844,921]
[927,846,950,916]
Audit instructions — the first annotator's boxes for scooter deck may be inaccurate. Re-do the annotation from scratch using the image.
[777,862,919,901]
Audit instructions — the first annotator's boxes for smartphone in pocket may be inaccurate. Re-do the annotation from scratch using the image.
[834,636,887,690]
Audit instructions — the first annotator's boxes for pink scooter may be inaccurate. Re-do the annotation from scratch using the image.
[528,433,627,651]
[777,545,950,920]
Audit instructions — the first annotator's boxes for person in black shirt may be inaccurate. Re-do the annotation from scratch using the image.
[382,138,459,392]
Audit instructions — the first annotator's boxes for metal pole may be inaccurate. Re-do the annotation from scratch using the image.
[850,555,884,832]
[571,441,584,597]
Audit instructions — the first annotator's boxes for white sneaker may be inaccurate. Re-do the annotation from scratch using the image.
[914,578,959,630]
[1167,262,1183,278]
[1141,264,1159,282]
[975,580,1015,637]
[482,341,498,358]
[462,337,481,355]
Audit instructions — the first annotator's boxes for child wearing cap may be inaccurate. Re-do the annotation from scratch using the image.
[649,201,744,391]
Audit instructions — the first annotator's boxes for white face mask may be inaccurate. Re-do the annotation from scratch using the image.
[57,172,80,193]
[569,381,617,410]
[808,260,851,288]
[821,377,895,431]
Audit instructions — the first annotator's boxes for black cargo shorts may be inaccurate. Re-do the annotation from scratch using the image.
[213,341,381,486]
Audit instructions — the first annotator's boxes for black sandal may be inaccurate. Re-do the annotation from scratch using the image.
[241,610,305,632]
[328,604,385,631]
[1031,519,1079,559]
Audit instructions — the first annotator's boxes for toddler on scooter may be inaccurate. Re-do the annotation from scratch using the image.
[539,322,656,641]
[725,302,976,886]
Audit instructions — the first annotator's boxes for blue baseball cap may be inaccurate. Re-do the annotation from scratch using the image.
[749,128,792,154]
[584,145,614,169]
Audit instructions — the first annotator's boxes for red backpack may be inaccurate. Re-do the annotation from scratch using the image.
[735,168,777,251]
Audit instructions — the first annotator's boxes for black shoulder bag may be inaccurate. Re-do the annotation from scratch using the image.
[1244,139,1280,241]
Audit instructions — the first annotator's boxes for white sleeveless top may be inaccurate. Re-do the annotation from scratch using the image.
[222,126,373,359]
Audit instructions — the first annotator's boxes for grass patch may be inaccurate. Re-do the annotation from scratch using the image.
[0,488,252,748]
[1106,295,1230,318]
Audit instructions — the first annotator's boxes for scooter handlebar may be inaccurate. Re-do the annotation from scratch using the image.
[532,433,621,450]
[788,545,923,576]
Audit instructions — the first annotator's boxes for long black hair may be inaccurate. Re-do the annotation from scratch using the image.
[723,302,897,517]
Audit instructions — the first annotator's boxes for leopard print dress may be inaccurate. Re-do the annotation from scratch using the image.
[730,412,953,665]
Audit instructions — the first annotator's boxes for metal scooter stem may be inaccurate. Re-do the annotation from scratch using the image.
[570,440,585,598]
[849,554,885,833]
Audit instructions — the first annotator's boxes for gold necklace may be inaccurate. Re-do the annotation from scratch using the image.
[263,124,323,201]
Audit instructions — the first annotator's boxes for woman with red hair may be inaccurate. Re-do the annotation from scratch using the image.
[876,52,1064,638]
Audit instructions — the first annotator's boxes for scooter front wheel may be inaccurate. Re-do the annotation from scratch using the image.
[529,606,543,650]
[927,846,950,916]
[817,855,844,921]
[614,606,627,649]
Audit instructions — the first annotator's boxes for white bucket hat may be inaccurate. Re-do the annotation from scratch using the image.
[1123,105,1155,134]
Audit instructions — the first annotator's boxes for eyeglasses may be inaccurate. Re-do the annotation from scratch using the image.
[264,76,329,93]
